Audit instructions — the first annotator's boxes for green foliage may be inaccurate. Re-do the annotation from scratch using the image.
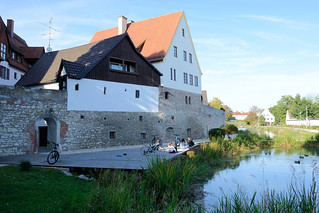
[270,94,319,124]
[209,128,226,140]
[245,112,258,126]
[223,105,233,121]
[259,115,266,126]
[19,160,33,172]
[220,124,238,136]
[214,172,319,212]
[210,97,223,110]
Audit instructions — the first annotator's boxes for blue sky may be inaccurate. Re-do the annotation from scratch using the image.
[1,0,318,112]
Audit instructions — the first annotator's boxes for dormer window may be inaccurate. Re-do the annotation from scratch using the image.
[110,57,136,73]
[11,51,15,60]
[0,43,6,60]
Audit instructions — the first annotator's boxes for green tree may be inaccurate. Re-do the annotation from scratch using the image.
[210,97,223,110]
[223,105,233,121]
[259,115,266,126]
[245,111,258,126]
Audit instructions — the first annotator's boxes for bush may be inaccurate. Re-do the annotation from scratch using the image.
[221,124,238,136]
[209,128,226,141]
[19,160,33,172]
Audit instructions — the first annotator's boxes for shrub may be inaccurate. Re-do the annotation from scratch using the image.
[19,160,33,172]
[209,128,226,141]
[221,124,238,136]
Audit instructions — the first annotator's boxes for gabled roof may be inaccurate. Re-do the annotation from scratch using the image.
[16,33,161,87]
[0,16,44,71]
[90,11,184,62]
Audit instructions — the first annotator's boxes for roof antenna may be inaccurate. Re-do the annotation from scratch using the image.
[40,18,59,52]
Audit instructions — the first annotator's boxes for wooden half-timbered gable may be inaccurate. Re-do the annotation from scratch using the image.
[17,33,162,112]
[0,17,44,86]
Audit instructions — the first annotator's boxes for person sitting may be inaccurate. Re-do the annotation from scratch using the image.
[187,138,195,147]
[168,142,177,153]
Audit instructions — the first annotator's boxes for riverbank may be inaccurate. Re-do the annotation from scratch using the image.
[1,128,318,212]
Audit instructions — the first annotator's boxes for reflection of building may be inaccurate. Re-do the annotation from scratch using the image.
[257,109,275,126]
[286,110,319,127]
[232,112,248,121]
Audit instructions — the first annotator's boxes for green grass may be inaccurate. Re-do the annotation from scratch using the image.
[214,173,319,213]
[0,166,95,213]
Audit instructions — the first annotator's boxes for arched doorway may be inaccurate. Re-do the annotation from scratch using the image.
[35,115,60,153]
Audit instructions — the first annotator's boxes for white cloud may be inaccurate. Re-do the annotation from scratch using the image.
[245,15,291,24]
[253,31,281,40]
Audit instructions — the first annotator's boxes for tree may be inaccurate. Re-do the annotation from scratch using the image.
[259,115,266,126]
[210,97,223,110]
[245,111,258,126]
[223,105,233,121]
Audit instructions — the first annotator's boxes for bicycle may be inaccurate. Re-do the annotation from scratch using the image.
[47,141,61,165]
[141,138,161,155]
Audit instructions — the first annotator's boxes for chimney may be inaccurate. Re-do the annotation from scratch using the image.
[7,19,14,40]
[118,16,127,35]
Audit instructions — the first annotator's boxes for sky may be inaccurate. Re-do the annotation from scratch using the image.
[1,0,318,112]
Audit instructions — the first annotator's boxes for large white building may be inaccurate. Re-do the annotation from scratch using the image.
[91,11,202,98]
[257,109,275,125]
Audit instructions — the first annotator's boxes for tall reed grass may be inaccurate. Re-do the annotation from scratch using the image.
[214,171,319,213]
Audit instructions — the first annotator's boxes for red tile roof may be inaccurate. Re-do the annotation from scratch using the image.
[90,11,184,62]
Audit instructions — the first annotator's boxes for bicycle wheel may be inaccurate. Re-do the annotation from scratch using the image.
[47,150,60,164]
[140,145,150,155]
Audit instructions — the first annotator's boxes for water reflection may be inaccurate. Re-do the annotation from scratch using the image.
[202,148,319,211]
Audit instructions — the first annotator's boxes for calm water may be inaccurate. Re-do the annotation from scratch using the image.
[203,148,319,210]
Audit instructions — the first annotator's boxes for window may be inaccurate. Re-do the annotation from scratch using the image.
[183,51,187,61]
[14,72,17,79]
[135,90,140,98]
[17,55,21,63]
[104,87,106,94]
[173,46,177,57]
[140,133,146,140]
[164,92,169,99]
[124,60,136,73]
[182,28,185,37]
[189,53,192,63]
[110,57,136,73]
[0,43,6,59]
[194,76,198,87]
[189,74,193,85]
[11,52,15,60]
[109,131,116,139]
[170,68,176,81]
[0,66,9,80]
[183,72,188,84]
[185,96,188,104]
[75,83,79,91]
[189,96,191,105]
[139,116,143,122]
[110,58,123,71]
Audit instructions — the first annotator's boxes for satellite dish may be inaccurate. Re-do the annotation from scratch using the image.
[46,46,52,52]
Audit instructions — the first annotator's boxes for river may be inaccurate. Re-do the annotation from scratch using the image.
[202,143,319,211]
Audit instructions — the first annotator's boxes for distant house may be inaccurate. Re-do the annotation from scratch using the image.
[232,112,248,121]
[16,33,162,112]
[257,109,275,125]
[0,17,44,86]
[90,11,203,108]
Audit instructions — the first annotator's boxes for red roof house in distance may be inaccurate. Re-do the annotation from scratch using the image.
[232,112,248,121]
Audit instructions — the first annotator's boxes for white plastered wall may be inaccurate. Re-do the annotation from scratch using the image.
[154,13,202,95]
[67,78,159,112]
[0,61,25,86]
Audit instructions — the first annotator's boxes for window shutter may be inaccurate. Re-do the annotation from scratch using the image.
[7,69,10,80]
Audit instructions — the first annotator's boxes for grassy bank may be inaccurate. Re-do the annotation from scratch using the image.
[258,126,319,148]
[1,129,318,212]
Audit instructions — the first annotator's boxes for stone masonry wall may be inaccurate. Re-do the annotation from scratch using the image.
[0,86,225,156]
